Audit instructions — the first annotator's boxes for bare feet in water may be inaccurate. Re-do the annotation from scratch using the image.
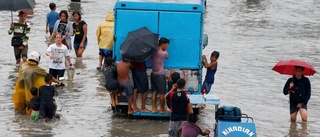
[128,110,133,115]
[128,106,134,115]
[200,104,206,110]
[115,101,119,106]
[111,101,116,107]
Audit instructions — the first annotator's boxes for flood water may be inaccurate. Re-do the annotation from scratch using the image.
[1,0,320,136]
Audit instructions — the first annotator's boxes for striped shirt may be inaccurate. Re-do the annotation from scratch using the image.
[8,22,31,45]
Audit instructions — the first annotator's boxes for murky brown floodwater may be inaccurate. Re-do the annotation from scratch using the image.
[1,0,320,136]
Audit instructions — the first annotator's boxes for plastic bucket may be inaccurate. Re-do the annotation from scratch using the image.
[66,69,75,81]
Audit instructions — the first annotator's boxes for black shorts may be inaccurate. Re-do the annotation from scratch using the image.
[40,102,54,119]
[132,70,148,93]
[151,73,166,94]
[49,68,65,79]
[290,103,307,114]
[49,27,54,35]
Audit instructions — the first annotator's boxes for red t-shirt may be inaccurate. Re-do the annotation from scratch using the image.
[131,61,146,72]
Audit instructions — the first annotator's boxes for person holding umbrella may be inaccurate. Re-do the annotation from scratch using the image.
[283,66,311,122]
[8,11,30,67]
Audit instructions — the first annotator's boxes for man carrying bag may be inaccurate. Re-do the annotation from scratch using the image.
[8,11,31,67]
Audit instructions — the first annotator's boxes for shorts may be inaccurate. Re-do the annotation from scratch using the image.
[290,103,307,114]
[74,41,87,50]
[168,121,185,137]
[14,45,28,60]
[49,27,54,35]
[119,81,134,99]
[105,80,119,92]
[99,49,112,57]
[40,102,54,119]
[201,81,213,94]
[49,68,65,79]
[30,111,40,121]
[132,70,148,93]
[151,73,166,94]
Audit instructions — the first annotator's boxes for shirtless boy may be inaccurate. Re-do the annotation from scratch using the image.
[117,59,134,114]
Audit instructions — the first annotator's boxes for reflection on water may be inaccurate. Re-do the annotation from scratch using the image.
[73,58,86,69]
[67,2,82,22]
[24,8,35,18]
[246,0,263,8]
[229,0,269,31]
[11,114,54,137]
[109,115,169,137]
[289,122,307,137]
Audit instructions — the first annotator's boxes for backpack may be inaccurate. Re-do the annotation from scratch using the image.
[215,106,241,121]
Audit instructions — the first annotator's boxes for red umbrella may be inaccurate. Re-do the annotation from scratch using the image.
[272,59,316,76]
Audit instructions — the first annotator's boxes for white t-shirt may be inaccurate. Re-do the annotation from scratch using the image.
[47,43,70,70]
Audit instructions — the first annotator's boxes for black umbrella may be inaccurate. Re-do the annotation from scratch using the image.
[120,27,159,62]
[0,0,36,23]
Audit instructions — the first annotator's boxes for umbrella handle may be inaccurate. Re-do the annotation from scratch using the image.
[11,11,13,24]
[289,76,294,90]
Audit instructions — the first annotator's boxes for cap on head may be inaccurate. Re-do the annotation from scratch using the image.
[28,51,41,64]
[18,10,26,16]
